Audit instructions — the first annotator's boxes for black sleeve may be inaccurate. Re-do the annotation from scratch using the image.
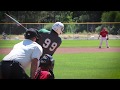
[49,69,55,79]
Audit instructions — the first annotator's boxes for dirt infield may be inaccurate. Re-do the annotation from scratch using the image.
[0,47,120,55]
[56,47,120,54]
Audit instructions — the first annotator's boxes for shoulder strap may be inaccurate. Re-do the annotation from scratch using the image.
[34,69,41,79]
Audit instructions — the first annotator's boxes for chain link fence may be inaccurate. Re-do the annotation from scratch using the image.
[0,22,120,40]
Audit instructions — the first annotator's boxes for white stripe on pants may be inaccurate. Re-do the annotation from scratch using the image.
[99,37,109,47]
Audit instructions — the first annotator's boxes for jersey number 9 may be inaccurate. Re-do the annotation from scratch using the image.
[43,38,58,51]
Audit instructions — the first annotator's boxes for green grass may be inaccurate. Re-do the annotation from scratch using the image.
[0,39,120,79]
[0,54,6,60]
[0,40,22,48]
[61,39,120,47]
[0,39,120,48]
[53,52,120,79]
[1,52,120,79]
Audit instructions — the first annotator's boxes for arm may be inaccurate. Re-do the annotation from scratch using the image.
[107,34,109,38]
[98,34,100,39]
[30,45,43,79]
[106,34,109,40]
[106,30,109,40]
[30,58,38,79]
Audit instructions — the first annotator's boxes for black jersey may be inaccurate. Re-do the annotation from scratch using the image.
[37,29,62,58]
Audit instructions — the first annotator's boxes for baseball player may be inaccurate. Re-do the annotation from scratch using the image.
[0,28,43,79]
[34,54,55,79]
[2,31,7,40]
[98,27,109,48]
[36,22,64,58]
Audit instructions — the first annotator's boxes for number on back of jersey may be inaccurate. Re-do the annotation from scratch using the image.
[43,38,57,51]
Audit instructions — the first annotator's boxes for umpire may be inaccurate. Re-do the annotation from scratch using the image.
[0,28,43,79]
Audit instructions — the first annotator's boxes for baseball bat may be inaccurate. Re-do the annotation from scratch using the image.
[5,13,28,31]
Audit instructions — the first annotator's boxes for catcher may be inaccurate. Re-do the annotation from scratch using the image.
[98,26,110,48]
[34,54,55,79]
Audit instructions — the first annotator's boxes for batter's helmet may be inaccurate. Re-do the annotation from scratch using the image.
[24,28,39,39]
[52,22,64,35]
[39,54,54,68]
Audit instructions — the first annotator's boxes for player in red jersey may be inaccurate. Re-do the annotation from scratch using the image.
[98,27,109,48]
[34,54,55,79]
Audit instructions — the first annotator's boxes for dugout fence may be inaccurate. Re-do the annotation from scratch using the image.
[0,22,120,40]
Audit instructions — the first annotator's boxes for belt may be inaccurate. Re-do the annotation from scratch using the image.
[2,60,19,63]
[1,60,21,66]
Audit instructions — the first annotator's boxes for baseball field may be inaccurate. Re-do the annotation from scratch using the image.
[0,39,120,79]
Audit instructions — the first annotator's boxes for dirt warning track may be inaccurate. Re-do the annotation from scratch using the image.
[0,47,120,55]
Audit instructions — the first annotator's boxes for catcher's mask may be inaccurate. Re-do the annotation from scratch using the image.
[39,54,54,68]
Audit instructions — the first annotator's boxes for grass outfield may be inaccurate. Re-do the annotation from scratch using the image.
[0,52,120,79]
[0,39,120,48]
[0,40,21,48]
[61,39,120,47]
[53,53,120,79]
[0,39,120,79]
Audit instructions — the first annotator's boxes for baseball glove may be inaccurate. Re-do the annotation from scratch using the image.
[107,38,109,40]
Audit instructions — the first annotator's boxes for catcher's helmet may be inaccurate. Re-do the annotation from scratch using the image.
[24,28,39,39]
[40,54,54,68]
[52,22,64,35]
